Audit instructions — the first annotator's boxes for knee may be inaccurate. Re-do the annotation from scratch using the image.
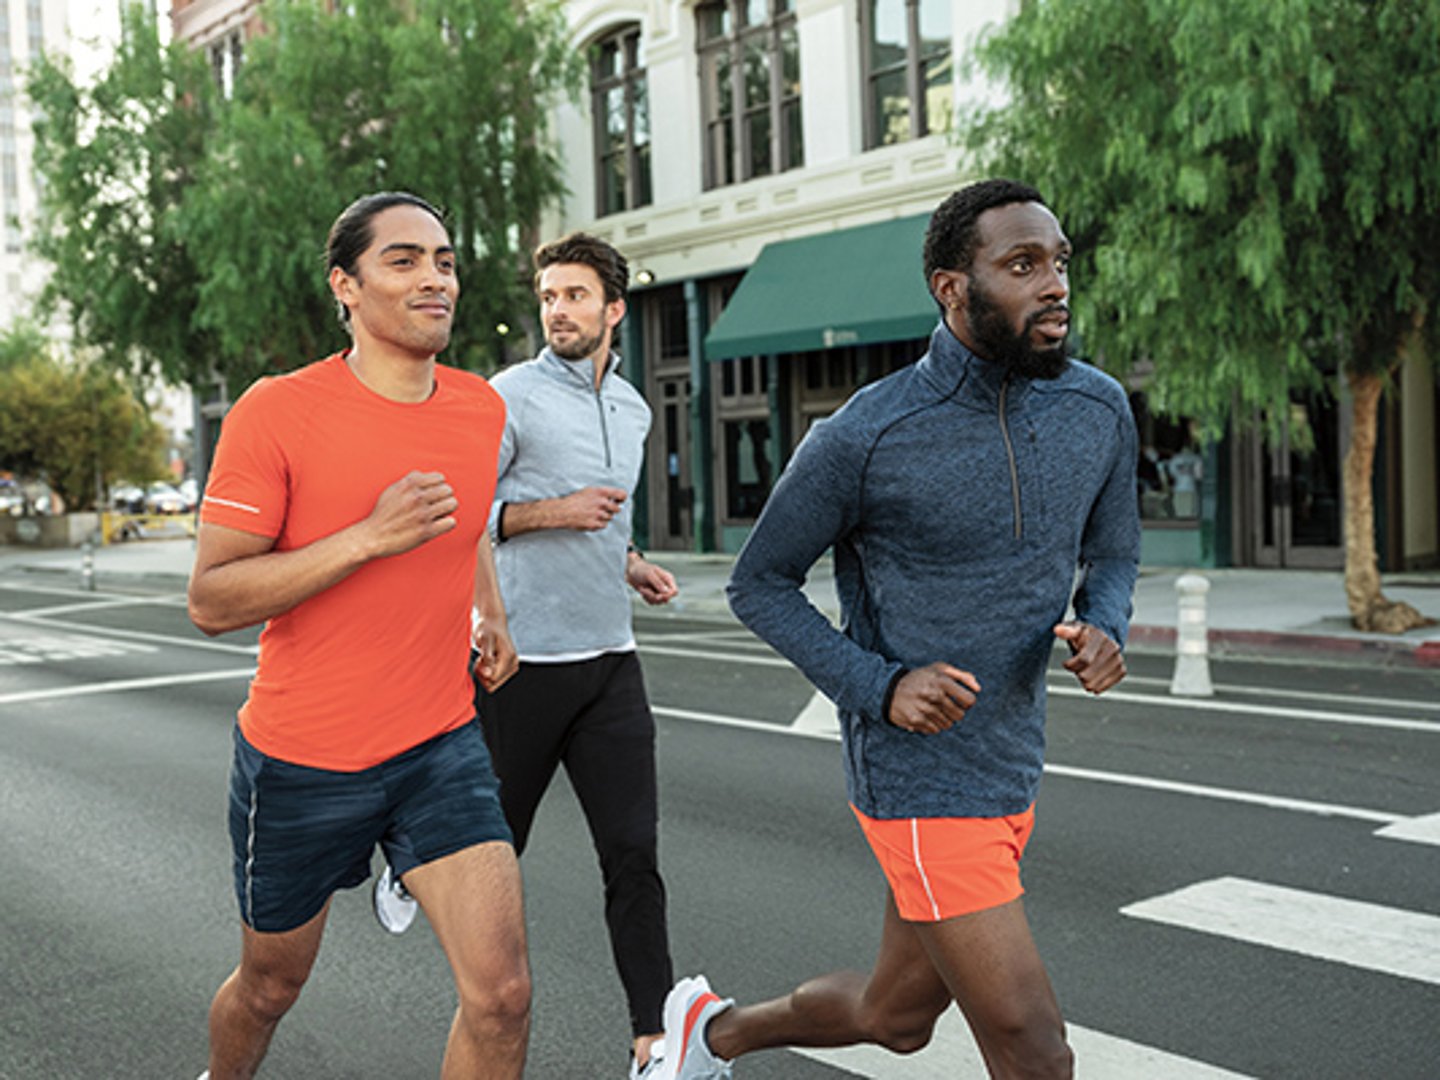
[234,966,307,1024]
[980,1010,1073,1079]
[457,968,532,1041]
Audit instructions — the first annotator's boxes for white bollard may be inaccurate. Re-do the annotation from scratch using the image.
[1170,573,1214,697]
[81,536,96,592]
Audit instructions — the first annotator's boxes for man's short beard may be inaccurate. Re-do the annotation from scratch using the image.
[966,279,1069,380]
[548,329,605,361]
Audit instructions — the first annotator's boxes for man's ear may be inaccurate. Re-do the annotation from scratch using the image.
[606,296,627,331]
[330,265,358,314]
[930,268,967,313]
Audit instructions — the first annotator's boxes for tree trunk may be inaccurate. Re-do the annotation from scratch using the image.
[1342,324,1430,633]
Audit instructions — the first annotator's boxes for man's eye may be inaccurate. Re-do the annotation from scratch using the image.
[1011,258,1032,273]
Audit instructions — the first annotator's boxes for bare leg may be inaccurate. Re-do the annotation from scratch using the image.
[706,892,952,1058]
[207,901,331,1079]
[913,897,1072,1079]
[405,840,531,1080]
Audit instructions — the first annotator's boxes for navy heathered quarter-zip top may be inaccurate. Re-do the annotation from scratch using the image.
[727,321,1141,819]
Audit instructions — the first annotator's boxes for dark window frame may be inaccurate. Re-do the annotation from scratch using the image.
[697,0,802,190]
[590,23,653,217]
[860,0,952,149]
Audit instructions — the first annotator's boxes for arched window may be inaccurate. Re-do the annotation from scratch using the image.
[591,24,652,216]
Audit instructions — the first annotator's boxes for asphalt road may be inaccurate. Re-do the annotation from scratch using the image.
[1,574,1437,1079]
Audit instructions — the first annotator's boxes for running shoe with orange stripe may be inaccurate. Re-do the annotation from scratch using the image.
[652,975,734,1080]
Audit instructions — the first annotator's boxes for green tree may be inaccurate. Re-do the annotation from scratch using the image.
[0,356,168,511]
[967,0,1438,631]
[26,5,221,389]
[0,320,51,372]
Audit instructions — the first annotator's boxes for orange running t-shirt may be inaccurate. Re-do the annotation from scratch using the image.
[200,353,504,771]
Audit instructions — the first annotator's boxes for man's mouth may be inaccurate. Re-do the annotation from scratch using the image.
[1031,309,1069,341]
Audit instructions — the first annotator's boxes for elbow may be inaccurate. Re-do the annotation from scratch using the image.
[187,589,232,637]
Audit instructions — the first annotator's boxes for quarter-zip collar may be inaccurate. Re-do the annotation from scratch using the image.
[916,319,1040,411]
[538,346,623,392]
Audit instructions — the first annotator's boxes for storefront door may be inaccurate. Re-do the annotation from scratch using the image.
[1246,386,1346,568]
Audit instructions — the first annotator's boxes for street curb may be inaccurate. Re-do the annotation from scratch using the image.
[1127,624,1440,669]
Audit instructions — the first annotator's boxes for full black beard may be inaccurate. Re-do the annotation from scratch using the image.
[966,279,1069,380]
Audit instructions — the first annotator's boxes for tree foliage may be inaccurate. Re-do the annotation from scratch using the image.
[26,6,220,389]
[966,0,1438,630]
[966,0,1438,419]
[28,0,579,399]
[0,355,168,511]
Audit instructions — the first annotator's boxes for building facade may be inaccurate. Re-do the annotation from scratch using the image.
[540,0,1438,570]
[0,0,111,334]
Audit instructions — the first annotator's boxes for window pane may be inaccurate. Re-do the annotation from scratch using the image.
[780,23,800,96]
[636,141,653,207]
[783,98,803,169]
[922,52,952,136]
[747,107,772,176]
[659,290,688,358]
[699,1,730,40]
[744,0,766,29]
[744,37,770,109]
[724,418,773,520]
[869,0,906,70]
[606,85,627,140]
[593,38,620,80]
[872,68,910,144]
[602,154,626,216]
[918,0,951,48]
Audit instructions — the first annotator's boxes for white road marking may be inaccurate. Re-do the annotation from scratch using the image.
[0,630,157,664]
[0,613,258,656]
[1118,673,1440,713]
[653,705,1410,825]
[1121,877,1440,985]
[1050,685,1439,734]
[793,1007,1252,1078]
[791,690,840,734]
[1043,764,1403,824]
[0,668,255,706]
[636,642,1440,728]
[1375,811,1440,848]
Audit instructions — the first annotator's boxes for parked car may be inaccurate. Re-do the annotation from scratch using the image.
[177,476,200,511]
[144,482,188,515]
[0,479,22,515]
[110,484,145,513]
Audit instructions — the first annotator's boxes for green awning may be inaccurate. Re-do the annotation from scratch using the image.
[703,213,937,362]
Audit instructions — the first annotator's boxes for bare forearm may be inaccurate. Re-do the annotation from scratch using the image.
[497,498,564,538]
[473,533,507,621]
[189,525,375,635]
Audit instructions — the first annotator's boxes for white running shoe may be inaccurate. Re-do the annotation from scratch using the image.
[372,864,418,934]
[629,1038,667,1079]
[651,975,734,1080]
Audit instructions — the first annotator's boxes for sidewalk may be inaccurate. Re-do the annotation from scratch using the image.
[3,537,1438,668]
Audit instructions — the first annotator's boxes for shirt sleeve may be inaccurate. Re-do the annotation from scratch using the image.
[1072,400,1141,647]
[199,378,289,539]
[726,417,906,724]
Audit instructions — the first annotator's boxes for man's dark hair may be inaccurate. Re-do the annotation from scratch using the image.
[327,192,447,325]
[533,232,629,305]
[923,179,1047,303]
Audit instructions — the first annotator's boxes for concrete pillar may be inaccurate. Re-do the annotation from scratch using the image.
[1170,573,1214,697]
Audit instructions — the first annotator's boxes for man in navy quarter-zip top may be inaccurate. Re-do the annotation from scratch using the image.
[654,180,1140,1080]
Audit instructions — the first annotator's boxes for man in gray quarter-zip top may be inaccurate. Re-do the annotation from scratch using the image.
[654,180,1140,1080]
[478,233,677,1080]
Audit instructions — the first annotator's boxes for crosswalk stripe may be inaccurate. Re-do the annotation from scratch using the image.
[791,1008,1252,1078]
[1120,877,1440,985]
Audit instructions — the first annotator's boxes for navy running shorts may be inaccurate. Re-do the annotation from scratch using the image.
[227,720,512,933]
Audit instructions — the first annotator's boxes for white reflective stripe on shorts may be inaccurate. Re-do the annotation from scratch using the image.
[245,788,258,927]
[909,818,942,921]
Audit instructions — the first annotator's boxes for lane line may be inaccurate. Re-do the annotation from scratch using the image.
[794,1009,1252,1078]
[0,668,256,706]
[1043,765,1402,824]
[0,613,259,657]
[1051,685,1438,733]
[1120,877,1440,986]
[652,705,1408,824]
[1118,674,1440,714]
[637,643,1440,724]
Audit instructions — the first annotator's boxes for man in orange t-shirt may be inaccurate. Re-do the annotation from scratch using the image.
[188,192,529,1079]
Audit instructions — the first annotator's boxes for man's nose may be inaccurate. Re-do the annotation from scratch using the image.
[1038,262,1067,300]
